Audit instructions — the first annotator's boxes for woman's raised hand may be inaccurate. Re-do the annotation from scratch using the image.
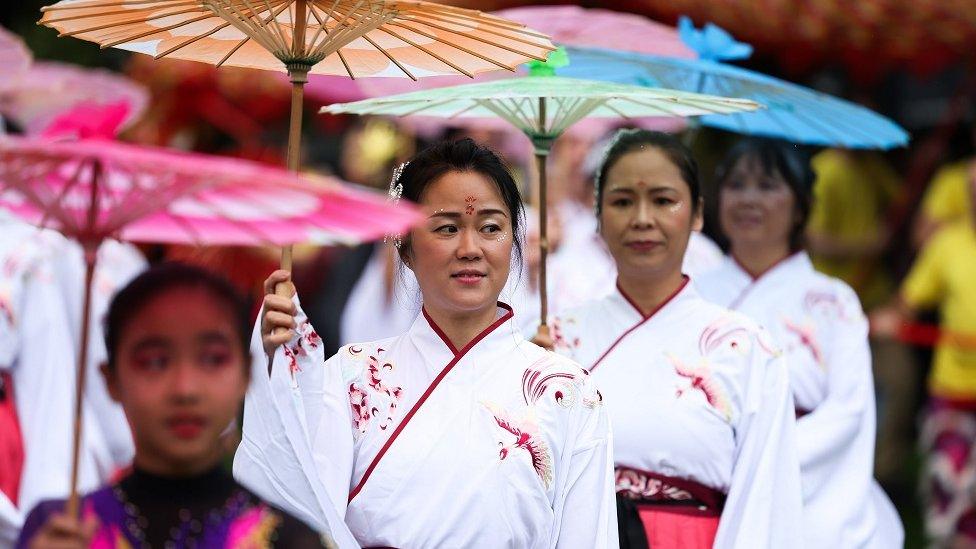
[261,270,298,358]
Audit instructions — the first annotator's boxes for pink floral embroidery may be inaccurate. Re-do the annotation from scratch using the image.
[669,353,732,422]
[347,347,402,435]
[301,321,321,349]
[483,402,553,488]
[282,345,300,377]
[783,317,824,368]
[550,317,580,352]
[615,468,694,502]
[699,316,751,356]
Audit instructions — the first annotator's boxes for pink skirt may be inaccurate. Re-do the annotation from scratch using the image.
[637,504,720,548]
[0,372,24,505]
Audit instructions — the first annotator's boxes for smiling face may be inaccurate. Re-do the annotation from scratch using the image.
[404,170,513,319]
[718,155,799,255]
[599,147,702,281]
[104,286,248,476]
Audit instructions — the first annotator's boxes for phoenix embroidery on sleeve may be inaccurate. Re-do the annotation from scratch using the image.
[482,402,553,489]
[699,316,752,356]
[782,317,824,368]
[669,353,732,422]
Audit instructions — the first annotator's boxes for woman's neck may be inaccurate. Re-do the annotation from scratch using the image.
[731,243,792,279]
[424,303,501,352]
[617,268,686,318]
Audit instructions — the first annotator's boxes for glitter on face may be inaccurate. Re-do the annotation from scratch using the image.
[465,196,476,215]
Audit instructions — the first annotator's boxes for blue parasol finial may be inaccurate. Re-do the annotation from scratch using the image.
[677,16,753,62]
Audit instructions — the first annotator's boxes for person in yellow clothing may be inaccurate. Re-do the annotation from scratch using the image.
[806,148,916,483]
[806,148,899,309]
[873,170,976,546]
[913,158,974,248]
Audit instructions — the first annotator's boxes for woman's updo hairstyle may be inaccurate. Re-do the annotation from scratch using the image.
[713,138,814,251]
[394,137,525,264]
[594,129,701,218]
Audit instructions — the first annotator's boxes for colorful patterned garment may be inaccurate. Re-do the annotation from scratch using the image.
[697,252,903,548]
[920,398,976,546]
[16,467,330,549]
[549,278,803,549]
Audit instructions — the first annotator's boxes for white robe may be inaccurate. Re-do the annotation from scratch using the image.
[696,253,904,548]
[0,222,98,544]
[235,298,617,548]
[549,280,804,549]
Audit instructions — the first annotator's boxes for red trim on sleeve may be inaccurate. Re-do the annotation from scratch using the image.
[348,304,514,503]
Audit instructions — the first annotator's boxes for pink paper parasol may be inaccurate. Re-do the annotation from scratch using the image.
[0,26,31,95]
[492,5,696,58]
[0,103,422,519]
[0,62,149,136]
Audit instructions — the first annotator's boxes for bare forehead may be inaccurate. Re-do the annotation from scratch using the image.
[422,170,505,204]
[605,148,684,186]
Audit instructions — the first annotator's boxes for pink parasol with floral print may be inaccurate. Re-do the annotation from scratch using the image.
[0,61,149,136]
[0,102,421,522]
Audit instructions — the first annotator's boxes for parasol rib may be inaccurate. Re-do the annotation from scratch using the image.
[360,33,416,80]
[56,7,209,38]
[385,21,518,71]
[153,19,233,57]
[101,13,214,49]
[399,11,552,51]
[41,0,192,12]
[397,4,542,36]
[395,16,549,62]
[41,1,200,24]
[376,26,473,77]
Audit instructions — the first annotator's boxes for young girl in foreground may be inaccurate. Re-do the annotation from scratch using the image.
[545,130,803,549]
[17,263,328,548]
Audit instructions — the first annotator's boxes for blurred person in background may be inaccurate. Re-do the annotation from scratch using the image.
[545,130,802,548]
[804,147,917,486]
[697,138,903,548]
[872,165,976,547]
[912,122,975,248]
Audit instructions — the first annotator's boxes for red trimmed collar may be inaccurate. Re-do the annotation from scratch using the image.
[421,302,514,358]
[615,276,690,320]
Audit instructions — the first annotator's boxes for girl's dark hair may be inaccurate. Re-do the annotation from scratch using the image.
[396,137,524,264]
[595,129,701,217]
[104,262,251,371]
[714,138,815,251]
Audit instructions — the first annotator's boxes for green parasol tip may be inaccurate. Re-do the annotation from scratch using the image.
[527,47,569,77]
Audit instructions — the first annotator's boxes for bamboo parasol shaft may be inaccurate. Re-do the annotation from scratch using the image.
[534,96,550,342]
[276,0,308,296]
[65,160,102,519]
[65,254,95,520]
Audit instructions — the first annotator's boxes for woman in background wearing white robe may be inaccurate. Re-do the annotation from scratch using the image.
[695,138,903,548]
[235,138,617,548]
[542,130,803,549]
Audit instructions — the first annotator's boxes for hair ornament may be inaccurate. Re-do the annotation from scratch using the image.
[385,161,408,248]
